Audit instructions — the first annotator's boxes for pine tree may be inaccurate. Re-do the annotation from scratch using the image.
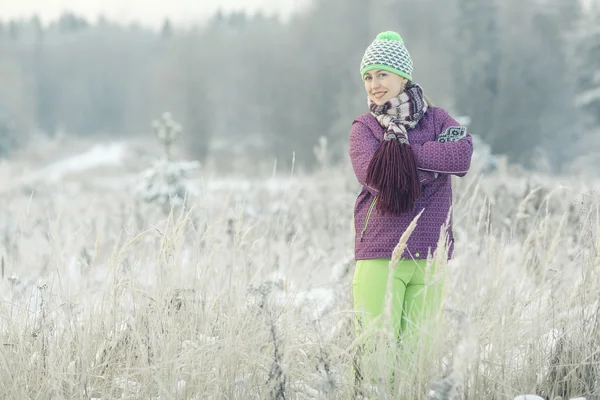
[452,0,500,142]
[161,18,173,39]
[136,113,200,215]
[274,0,372,168]
[574,3,600,130]
[488,0,539,165]
[490,0,582,169]
[8,21,19,41]
[0,112,16,158]
[568,1,600,171]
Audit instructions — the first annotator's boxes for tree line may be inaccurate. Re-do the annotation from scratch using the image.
[0,0,599,172]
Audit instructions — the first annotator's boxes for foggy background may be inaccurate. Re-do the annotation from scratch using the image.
[1,0,599,174]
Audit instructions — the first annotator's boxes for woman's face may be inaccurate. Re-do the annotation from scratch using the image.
[363,69,408,106]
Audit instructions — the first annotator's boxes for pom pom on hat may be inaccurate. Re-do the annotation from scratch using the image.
[376,31,403,42]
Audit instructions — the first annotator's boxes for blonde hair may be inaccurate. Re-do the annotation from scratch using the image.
[424,94,434,107]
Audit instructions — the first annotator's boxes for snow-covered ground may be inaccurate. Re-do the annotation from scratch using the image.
[0,138,599,399]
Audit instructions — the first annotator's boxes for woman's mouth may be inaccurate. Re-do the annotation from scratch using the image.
[373,91,387,100]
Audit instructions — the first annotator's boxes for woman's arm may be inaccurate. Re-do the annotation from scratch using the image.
[411,108,473,177]
[351,118,445,191]
[349,120,380,195]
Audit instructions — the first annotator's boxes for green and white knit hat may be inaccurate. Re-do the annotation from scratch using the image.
[360,31,413,81]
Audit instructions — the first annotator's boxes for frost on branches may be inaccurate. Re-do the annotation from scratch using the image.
[135,112,200,214]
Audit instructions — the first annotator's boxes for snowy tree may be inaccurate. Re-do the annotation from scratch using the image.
[152,111,181,161]
[161,18,173,39]
[488,0,582,169]
[135,112,200,214]
[1,6,591,170]
[489,0,543,165]
[0,111,16,158]
[452,0,500,142]
[561,2,600,173]
[573,3,600,131]
[525,0,583,169]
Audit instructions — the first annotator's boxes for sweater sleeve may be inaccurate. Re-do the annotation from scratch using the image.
[411,108,473,177]
[349,119,380,195]
[418,169,438,185]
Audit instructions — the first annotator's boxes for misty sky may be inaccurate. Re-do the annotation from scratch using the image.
[1,0,309,28]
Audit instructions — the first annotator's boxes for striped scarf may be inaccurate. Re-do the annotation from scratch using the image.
[365,83,427,215]
[369,82,428,144]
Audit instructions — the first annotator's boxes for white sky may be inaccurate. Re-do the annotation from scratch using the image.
[0,0,310,28]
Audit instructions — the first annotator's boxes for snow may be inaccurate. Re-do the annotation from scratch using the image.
[4,137,305,198]
[513,396,588,400]
[22,142,127,184]
[135,157,200,210]
[203,176,295,193]
[513,397,588,400]
[43,142,125,178]
[3,136,598,400]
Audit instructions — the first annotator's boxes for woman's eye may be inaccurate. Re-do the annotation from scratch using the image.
[379,73,387,78]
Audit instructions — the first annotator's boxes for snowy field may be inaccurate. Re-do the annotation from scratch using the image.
[1,137,599,399]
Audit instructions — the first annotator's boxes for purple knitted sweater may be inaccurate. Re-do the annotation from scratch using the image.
[349,106,473,261]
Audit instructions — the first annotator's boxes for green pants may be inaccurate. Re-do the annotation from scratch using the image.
[351,258,444,388]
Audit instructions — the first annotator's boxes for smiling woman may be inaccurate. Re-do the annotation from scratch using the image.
[363,69,408,106]
[349,30,473,391]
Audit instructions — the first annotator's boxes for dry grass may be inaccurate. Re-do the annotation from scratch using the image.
[0,151,599,399]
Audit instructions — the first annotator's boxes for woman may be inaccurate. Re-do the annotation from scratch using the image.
[349,31,473,384]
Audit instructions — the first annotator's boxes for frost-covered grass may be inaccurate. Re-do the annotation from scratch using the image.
[0,141,599,399]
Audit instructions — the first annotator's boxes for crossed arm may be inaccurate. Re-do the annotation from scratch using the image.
[349,108,473,193]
